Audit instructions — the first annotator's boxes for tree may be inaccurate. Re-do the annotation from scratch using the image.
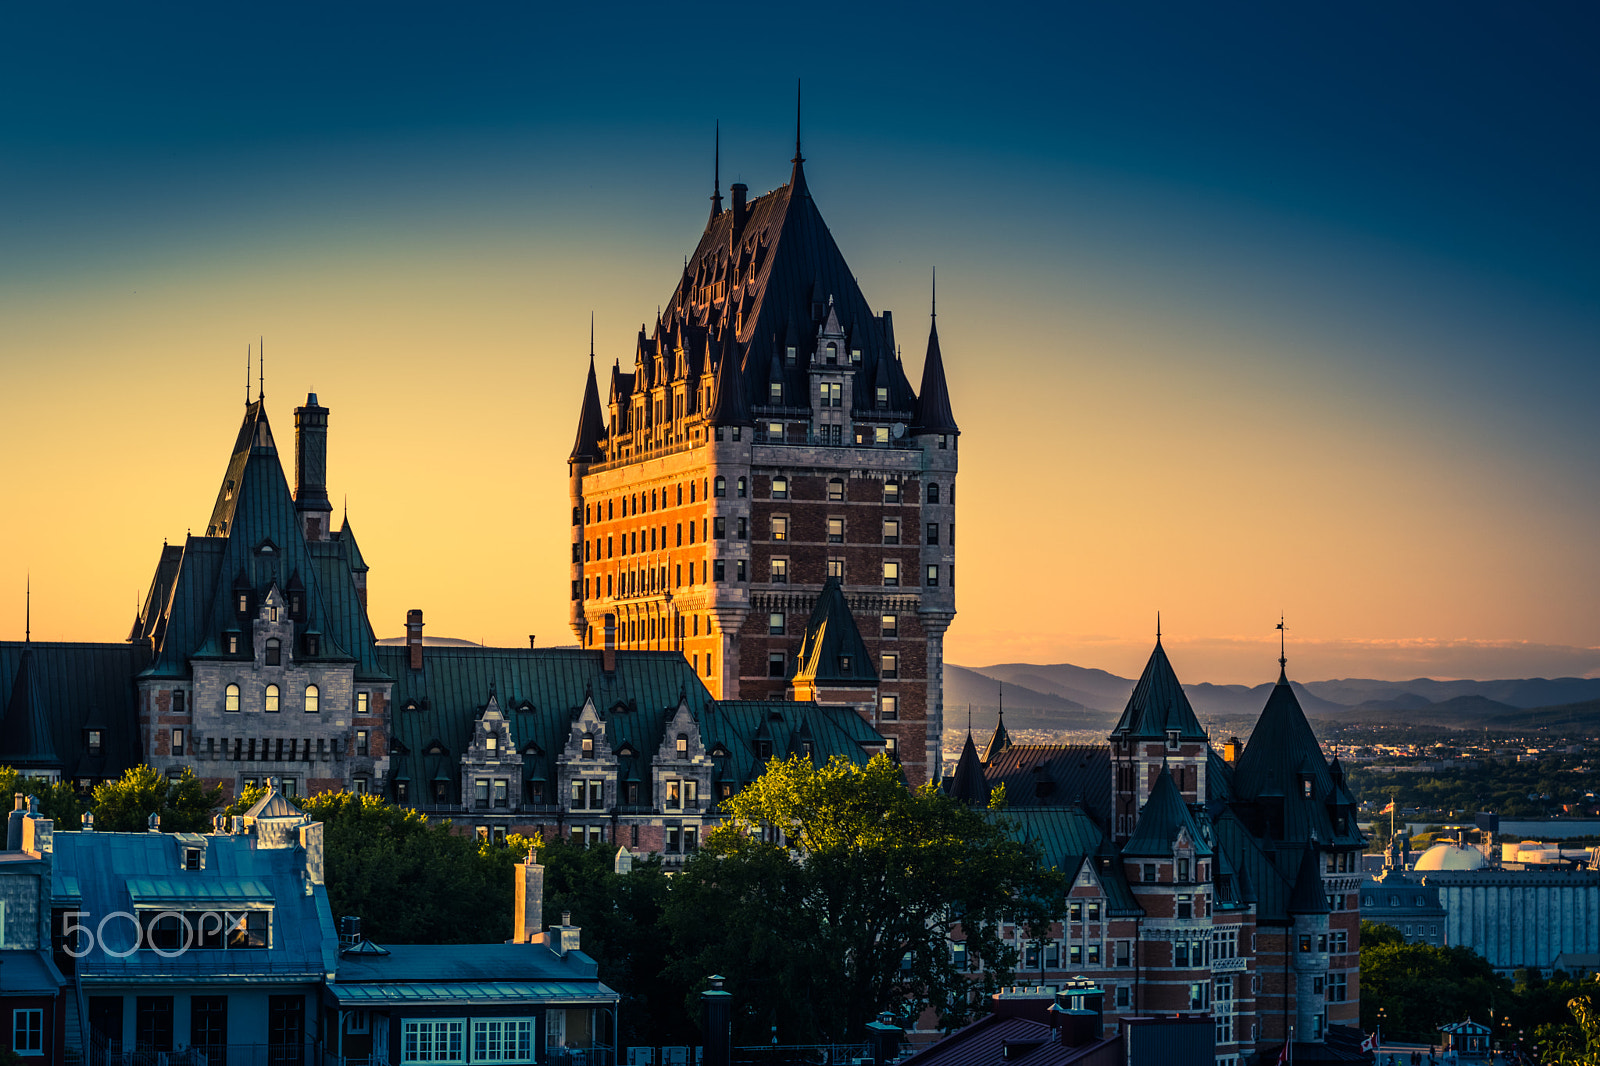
[1361,933,1509,1042]
[91,766,223,832]
[0,767,83,830]
[665,754,1065,1043]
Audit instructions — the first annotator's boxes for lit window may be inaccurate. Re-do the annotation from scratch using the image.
[881,614,898,638]
[770,382,783,402]
[828,517,844,543]
[875,386,888,408]
[172,729,185,757]
[304,685,319,713]
[769,612,785,635]
[770,558,788,583]
[767,421,784,440]
[264,685,280,712]
[882,562,899,587]
[226,634,239,654]
[676,733,688,756]
[356,730,369,756]
[737,477,747,497]
[224,685,240,712]
[826,558,844,579]
[771,516,788,541]
[881,654,898,679]
[874,426,889,445]
[356,692,369,715]
[884,482,900,503]
[882,519,900,544]
[881,695,898,721]
[771,476,788,499]
[926,564,939,587]
[581,734,595,758]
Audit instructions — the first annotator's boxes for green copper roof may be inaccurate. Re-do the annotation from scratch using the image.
[1109,640,1207,741]
[0,647,58,769]
[1121,767,1213,858]
[0,641,147,779]
[792,578,878,686]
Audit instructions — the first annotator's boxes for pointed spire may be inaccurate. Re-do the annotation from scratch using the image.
[24,572,30,643]
[1276,613,1287,682]
[704,326,752,426]
[789,79,808,197]
[246,343,252,405]
[708,121,723,223]
[910,270,958,435]
[258,336,264,402]
[569,328,606,464]
[1157,611,1162,644]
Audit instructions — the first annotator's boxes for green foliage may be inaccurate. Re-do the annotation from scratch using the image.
[0,767,83,829]
[1349,754,1596,820]
[1361,920,1404,948]
[222,782,269,818]
[91,765,223,832]
[1360,936,1509,1041]
[665,754,1065,1043]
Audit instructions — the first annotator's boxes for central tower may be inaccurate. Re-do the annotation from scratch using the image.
[565,135,959,785]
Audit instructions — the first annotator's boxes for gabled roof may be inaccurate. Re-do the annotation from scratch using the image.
[569,355,606,463]
[1109,639,1207,741]
[0,647,59,769]
[911,312,958,435]
[792,578,877,686]
[1122,767,1212,858]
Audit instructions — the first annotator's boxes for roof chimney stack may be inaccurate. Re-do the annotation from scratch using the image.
[602,613,616,674]
[294,393,333,541]
[702,976,733,1066]
[731,183,749,235]
[512,849,544,944]
[406,610,424,671]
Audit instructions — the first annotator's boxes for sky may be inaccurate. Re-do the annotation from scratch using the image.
[2,3,1597,685]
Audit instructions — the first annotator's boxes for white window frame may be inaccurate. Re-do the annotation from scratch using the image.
[402,1018,466,1064]
[471,1017,535,1063]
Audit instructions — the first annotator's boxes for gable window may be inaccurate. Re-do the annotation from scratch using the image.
[265,639,281,667]
[581,734,595,759]
[264,685,280,713]
[676,733,688,757]
[304,685,319,713]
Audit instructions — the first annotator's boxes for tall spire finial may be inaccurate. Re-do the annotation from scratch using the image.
[1156,611,1162,644]
[794,79,803,164]
[246,343,252,405]
[709,121,723,221]
[25,572,30,644]
[966,703,972,736]
[931,266,937,319]
[1277,613,1287,677]
[258,336,264,401]
[589,313,595,360]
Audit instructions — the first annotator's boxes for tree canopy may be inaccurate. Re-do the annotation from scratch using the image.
[665,753,1064,1042]
[90,765,223,832]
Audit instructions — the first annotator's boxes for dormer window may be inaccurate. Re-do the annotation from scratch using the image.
[756,739,772,759]
[825,342,837,364]
[838,655,852,673]
[184,846,203,870]
[486,736,497,753]
[581,734,595,759]
[1302,777,1313,798]
[304,635,319,657]
[676,733,688,757]
[85,729,103,757]
[227,634,239,654]
[769,382,783,403]
[1166,730,1180,750]
[875,386,888,408]
[1178,857,1190,881]
[265,639,281,666]
[236,593,249,614]
[288,592,303,618]
[785,345,796,363]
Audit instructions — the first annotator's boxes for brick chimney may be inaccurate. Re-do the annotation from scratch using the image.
[731,183,749,235]
[294,393,332,541]
[602,613,616,673]
[406,610,424,670]
[512,849,544,944]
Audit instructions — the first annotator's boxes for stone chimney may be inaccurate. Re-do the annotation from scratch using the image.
[7,794,25,850]
[602,613,616,674]
[730,184,749,235]
[294,393,332,541]
[407,609,425,670]
[549,910,582,957]
[512,849,544,944]
[299,821,325,885]
[21,797,52,857]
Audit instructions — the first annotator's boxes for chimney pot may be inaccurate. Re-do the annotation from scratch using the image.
[529,634,537,649]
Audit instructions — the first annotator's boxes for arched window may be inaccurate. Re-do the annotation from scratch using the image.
[714,476,726,497]
[225,684,240,712]
[927,482,940,504]
[265,638,281,666]
[304,685,319,713]
[264,685,280,712]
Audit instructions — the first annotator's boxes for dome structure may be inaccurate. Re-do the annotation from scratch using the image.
[1414,842,1488,871]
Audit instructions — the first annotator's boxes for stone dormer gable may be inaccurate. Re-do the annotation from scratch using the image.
[561,695,615,765]
[254,584,294,667]
[653,697,709,768]
[465,693,521,770]
[815,297,846,361]
[1072,857,1104,895]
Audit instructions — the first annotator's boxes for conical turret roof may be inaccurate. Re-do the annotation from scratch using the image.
[1110,639,1207,741]
[792,578,876,685]
[980,708,1011,763]
[569,355,606,463]
[1122,767,1212,858]
[911,313,958,435]
[947,732,987,805]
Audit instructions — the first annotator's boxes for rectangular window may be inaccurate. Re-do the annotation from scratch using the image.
[768,653,786,678]
[826,558,844,579]
[737,516,747,539]
[475,779,490,809]
[1143,863,1157,883]
[402,1019,467,1063]
[770,558,788,583]
[713,517,726,539]
[713,560,725,582]
[1087,902,1101,921]
[172,689,186,715]
[136,996,175,1053]
[926,564,939,587]
[736,559,746,581]
[882,518,900,544]
[172,728,185,757]
[881,654,898,679]
[494,780,509,808]
[883,482,900,503]
[1116,985,1130,1008]
[827,517,844,543]
[588,781,603,809]
[771,516,788,541]
[769,612,785,635]
[471,1019,534,1063]
[1069,944,1081,965]
[1116,940,1131,966]
[881,614,897,638]
[190,996,226,1055]
[1087,943,1100,964]
[881,695,898,721]
[882,561,899,586]
[1177,894,1193,919]
[926,522,939,545]
[12,1009,42,1054]
[357,691,369,715]
[771,476,788,499]
[666,780,681,810]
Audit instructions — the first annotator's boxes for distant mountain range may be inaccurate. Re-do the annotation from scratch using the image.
[944,661,1600,737]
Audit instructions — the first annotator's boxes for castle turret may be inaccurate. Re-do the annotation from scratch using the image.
[294,394,332,542]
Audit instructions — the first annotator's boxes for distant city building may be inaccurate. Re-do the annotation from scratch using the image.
[1360,832,1446,945]
[945,640,1366,1065]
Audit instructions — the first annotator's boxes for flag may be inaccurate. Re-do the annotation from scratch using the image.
[1277,1043,1292,1066]
[1380,801,1396,814]
[1361,1033,1380,1053]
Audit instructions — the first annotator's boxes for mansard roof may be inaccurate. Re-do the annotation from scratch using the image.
[792,578,877,686]
[981,744,1110,821]
[0,641,147,781]
[377,646,884,800]
[1109,639,1207,742]
[1121,767,1212,858]
[911,314,958,436]
[132,401,388,683]
[569,355,606,463]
